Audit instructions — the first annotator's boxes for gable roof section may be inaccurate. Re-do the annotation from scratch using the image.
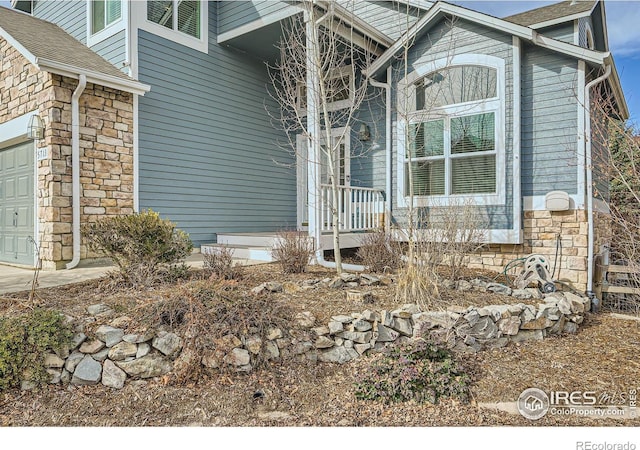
[504,0,596,28]
[335,1,429,41]
[364,1,627,119]
[366,1,608,75]
[0,6,149,95]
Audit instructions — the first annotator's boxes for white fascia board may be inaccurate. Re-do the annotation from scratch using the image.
[366,1,610,79]
[217,6,301,44]
[528,10,595,30]
[396,0,435,12]
[365,2,533,77]
[330,18,384,57]
[0,25,37,65]
[532,32,605,65]
[600,1,610,52]
[35,59,151,96]
[326,1,394,47]
[603,54,630,120]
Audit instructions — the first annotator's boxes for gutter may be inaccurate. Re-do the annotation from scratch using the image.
[368,66,392,231]
[35,58,150,96]
[65,74,87,270]
[584,64,611,294]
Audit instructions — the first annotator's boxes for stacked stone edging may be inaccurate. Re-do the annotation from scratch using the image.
[32,278,592,390]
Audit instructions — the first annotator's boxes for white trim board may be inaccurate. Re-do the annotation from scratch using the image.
[396,54,507,209]
[512,36,522,245]
[577,60,586,209]
[365,1,607,78]
[86,0,127,48]
[131,0,209,54]
[217,7,300,43]
[0,111,35,147]
[391,228,522,245]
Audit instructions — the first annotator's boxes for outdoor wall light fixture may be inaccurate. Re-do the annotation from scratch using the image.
[27,114,45,140]
[358,123,370,141]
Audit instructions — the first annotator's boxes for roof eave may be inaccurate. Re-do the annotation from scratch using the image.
[525,2,597,29]
[36,58,151,96]
[504,0,597,29]
[532,32,605,65]
[0,24,38,65]
[602,54,630,120]
[317,0,394,48]
[365,1,610,79]
[365,1,533,77]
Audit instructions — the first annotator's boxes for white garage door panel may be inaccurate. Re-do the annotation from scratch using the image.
[0,141,34,266]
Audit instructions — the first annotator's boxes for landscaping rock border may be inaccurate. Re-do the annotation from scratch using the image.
[30,280,592,390]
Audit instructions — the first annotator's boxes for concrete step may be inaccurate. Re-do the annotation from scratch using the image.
[216,232,278,248]
[201,243,274,262]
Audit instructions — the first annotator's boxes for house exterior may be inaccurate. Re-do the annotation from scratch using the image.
[0,1,628,295]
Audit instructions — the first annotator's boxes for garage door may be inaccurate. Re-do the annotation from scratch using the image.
[0,141,34,265]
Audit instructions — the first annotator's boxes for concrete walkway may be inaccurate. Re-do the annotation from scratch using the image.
[0,254,265,295]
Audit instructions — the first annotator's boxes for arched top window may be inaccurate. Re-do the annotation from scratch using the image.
[398,55,506,205]
[586,28,595,50]
[415,65,498,110]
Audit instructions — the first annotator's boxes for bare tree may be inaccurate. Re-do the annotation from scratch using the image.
[590,82,640,314]
[268,1,379,274]
[392,12,490,307]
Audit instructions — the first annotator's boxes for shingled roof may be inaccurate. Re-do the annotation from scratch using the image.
[504,0,596,27]
[0,6,149,94]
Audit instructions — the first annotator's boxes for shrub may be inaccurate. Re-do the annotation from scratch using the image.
[354,339,470,405]
[271,230,314,274]
[0,309,73,391]
[83,209,193,287]
[202,245,242,280]
[134,280,295,382]
[356,229,401,273]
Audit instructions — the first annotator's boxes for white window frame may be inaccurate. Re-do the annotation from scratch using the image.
[131,1,208,54]
[397,54,506,208]
[297,65,355,115]
[87,0,126,47]
[585,21,595,50]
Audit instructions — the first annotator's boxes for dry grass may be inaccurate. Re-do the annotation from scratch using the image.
[1,263,639,427]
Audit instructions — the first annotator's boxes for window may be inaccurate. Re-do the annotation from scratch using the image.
[400,58,504,205]
[296,66,355,114]
[147,0,201,39]
[91,0,121,35]
[586,27,595,50]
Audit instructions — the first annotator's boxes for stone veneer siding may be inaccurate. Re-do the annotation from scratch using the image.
[0,38,134,269]
[467,209,611,293]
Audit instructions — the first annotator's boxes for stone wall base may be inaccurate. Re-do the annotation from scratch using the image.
[466,209,609,294]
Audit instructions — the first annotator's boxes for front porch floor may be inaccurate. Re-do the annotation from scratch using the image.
[201,231,372,262]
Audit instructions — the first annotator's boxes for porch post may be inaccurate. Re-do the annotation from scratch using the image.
[305,10,320,254]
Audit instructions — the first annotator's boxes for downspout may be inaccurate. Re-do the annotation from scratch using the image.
[584,64,611,294]
[368,66,392,231]
[306,4,366,272]
[66,74,87,270]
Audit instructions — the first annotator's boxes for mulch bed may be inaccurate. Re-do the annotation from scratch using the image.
[1,263,639,426]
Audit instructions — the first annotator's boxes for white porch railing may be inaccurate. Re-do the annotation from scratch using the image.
[319,184,385,232]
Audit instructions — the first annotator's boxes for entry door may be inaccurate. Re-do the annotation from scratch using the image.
[320,131,351,187]
[0,141,35,265]
[296,129,351,229]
